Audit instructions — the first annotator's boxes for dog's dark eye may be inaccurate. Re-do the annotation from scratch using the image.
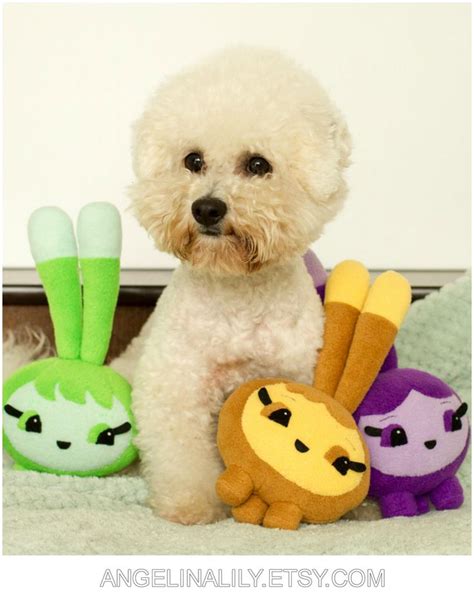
[247,155,272,177]
[25,414,42,434]
[390,427,408,447]
[184,152,205,173]
[268,408,291,427]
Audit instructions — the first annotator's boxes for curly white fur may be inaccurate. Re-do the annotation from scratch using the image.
[116,47,351,524]
[2,329,52,382]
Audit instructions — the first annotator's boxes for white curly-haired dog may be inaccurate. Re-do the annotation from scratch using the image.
[110,47,351,525]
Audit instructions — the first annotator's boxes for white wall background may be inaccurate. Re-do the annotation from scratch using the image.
[4,3,471,271]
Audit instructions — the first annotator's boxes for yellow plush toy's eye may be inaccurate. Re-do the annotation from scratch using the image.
[332,456,367,476]
[268,408,292,427]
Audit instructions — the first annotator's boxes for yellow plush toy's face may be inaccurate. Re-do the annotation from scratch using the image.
[241,383,368,497]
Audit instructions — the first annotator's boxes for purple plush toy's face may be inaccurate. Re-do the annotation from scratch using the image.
[359,390,469,477]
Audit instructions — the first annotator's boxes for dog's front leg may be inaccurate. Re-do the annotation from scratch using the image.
[132,359,228,525]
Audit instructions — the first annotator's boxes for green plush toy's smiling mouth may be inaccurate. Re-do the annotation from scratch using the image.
[56,441,71,450]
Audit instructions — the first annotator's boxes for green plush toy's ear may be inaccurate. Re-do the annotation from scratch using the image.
[77,202,121,365]
[28,207,83,359]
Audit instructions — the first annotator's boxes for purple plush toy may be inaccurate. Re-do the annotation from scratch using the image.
[354,364,470,518]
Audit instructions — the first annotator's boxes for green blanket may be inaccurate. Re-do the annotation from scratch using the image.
[3,274,471,554]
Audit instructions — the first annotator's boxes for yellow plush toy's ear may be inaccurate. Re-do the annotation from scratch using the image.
[334,271,411,413]
[313,260,370,396]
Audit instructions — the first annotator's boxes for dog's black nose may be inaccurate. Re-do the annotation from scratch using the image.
[192,197,227,227]
[424,440,437,450]
[57,440,71,450]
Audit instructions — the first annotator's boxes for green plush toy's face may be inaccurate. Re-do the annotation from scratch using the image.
[3,359,137,476]
[4,381,133,474]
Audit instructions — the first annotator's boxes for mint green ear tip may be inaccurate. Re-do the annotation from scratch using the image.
[77,202,122,258]
[28,207,77,264]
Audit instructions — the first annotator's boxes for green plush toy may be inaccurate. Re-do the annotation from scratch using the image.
[3,202,138,476]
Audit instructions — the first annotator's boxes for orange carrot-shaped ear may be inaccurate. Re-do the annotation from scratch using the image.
[334,271,411,413]
[314,260,370,396]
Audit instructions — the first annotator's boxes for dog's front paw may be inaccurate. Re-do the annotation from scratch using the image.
[150,496,229,525]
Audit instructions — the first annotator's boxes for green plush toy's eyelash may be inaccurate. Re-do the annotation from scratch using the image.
[5,404,42,433]
[87,421,132,446]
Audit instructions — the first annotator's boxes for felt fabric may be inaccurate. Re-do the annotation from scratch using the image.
[361,271,411,329]
[335,313,398,413]
[314,264,409,413]
[3,358,137,476]
[380,346,398,372]
[3,202,134,478]
[232,494,267,524]
[3,273,471,554]
[76,202,122,259]
[302,250,327,290]
[355,369,469,514]
[303,258,401,373]
[36,258,83,360]
[216,379,370,527]
[28,206,78,264]
[324,260,370,309]
[80,258,120,365]
[314,302,360,396]
[352,274,472,518]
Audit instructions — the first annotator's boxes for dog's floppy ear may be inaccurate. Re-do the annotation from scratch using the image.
[131,114,165,180]
[330,111,352,168]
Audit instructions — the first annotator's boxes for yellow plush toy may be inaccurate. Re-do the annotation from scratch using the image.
[216,261,411,529]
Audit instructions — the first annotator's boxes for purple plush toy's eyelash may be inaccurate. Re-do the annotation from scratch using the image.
[365,423,408,447]
[444,403,468,432]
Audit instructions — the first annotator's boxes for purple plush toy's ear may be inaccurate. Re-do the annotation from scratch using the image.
[303,250,327,302]
[380,346,398,373]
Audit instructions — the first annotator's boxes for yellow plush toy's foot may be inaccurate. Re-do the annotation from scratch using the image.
[232,495,268,525]
[216,465,253,507]
[263,502,303,530]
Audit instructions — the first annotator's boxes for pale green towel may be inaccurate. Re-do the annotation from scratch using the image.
[3,275,471,554]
